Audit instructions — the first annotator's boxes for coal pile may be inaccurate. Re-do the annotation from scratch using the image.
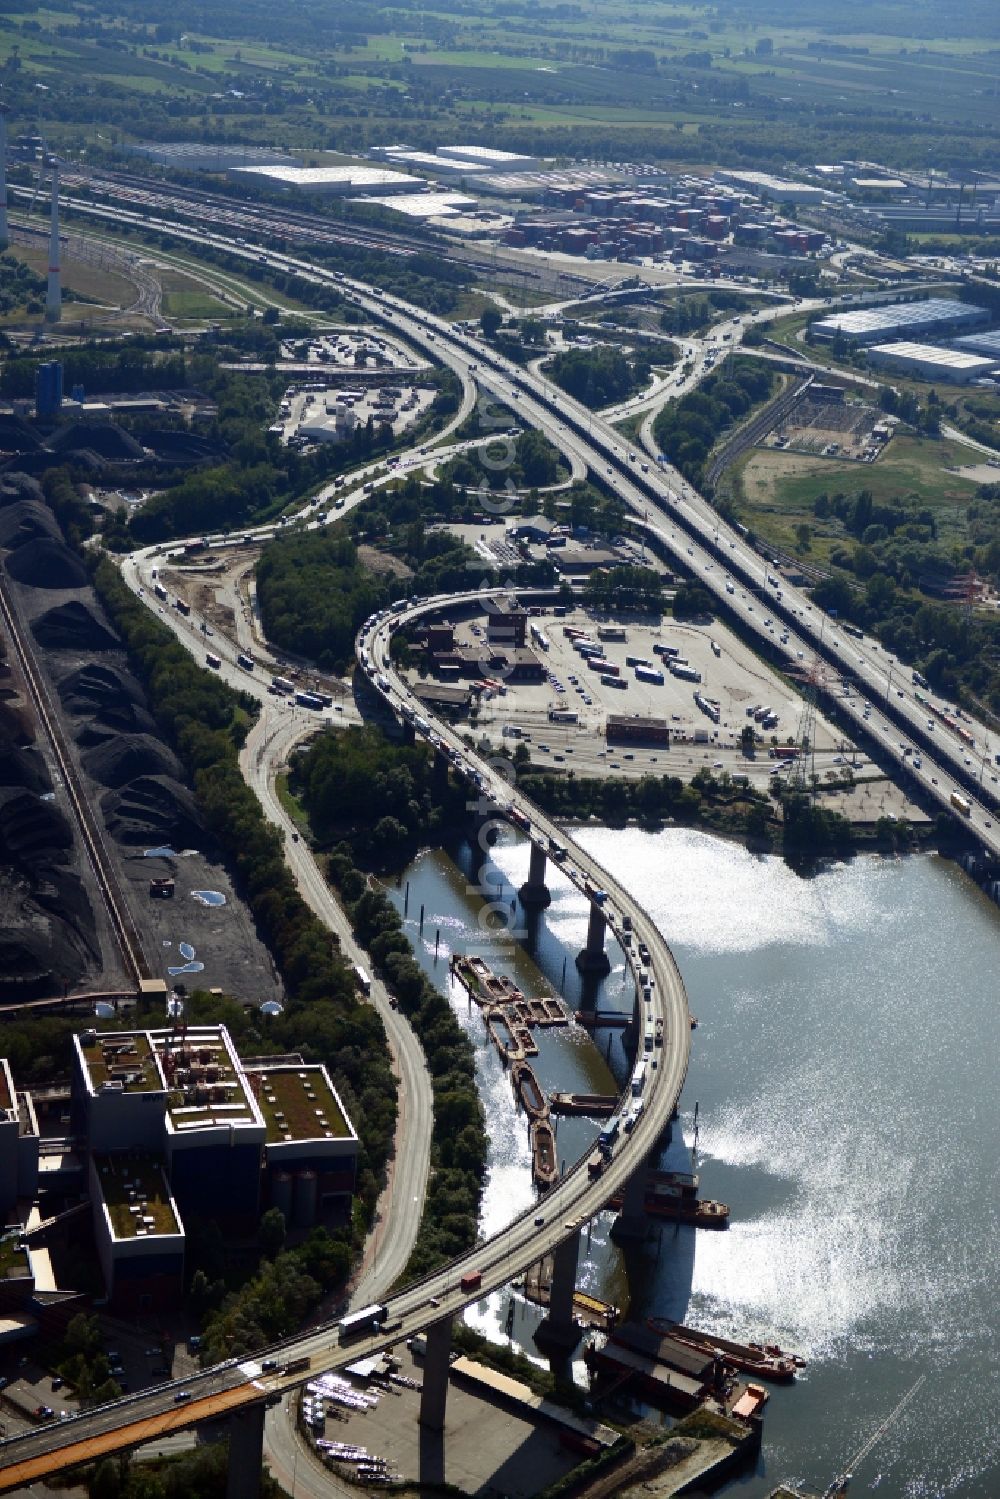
[5,537,90,590]
[102,775,203,847]
[83,734,182,790]
[32,600,120,653]
[49,422,145,462]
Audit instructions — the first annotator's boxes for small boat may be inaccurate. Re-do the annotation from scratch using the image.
[511,1059,548,1120]
[528,999,550,1025]
[542,997,569,1025]
[531,1118,559,1190]
[607,1170,729,1229]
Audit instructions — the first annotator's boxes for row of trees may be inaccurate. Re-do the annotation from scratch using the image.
[652,361,777,485]
[291,726,487,1280]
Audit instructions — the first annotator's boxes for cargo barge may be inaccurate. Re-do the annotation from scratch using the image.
[511,1059,548,1120]
[550,1092,618,1117]
[606,1170,729,1228]
[648,1320,805,1382]
[530,1117,559,1190]
[486,1008,524,1065]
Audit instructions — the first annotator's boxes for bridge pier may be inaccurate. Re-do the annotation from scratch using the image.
[419,1315,454,1431]
[534,1227,583,1353]
[226,1401,266,1499]
[518,841,551,909]
[611,1164,648,1243]
[575,902,611,976]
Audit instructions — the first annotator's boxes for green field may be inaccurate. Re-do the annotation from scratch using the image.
[732,432,984,564]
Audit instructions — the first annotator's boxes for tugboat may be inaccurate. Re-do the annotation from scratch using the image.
[531,1118,559,1190]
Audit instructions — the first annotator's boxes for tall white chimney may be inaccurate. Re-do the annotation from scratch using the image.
[45,161,61,323]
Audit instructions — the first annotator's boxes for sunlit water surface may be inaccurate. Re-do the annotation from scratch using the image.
[391,830,1000,1498]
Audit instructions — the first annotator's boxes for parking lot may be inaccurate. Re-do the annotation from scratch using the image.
[278,330,424,374]
[446,605,847,787]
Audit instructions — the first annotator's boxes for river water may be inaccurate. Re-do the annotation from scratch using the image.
[388,830,1000,1499]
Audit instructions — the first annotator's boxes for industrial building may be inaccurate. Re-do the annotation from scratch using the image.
[123,142,297,173]
[715,170,828,205]
[606,715,671,746]
[59,1024,359,1311]
[228,164,424,197]
[436,145,540,172]
[375,149,480,178]
[866,341,998,385]
[951,330,1000,361]
[811,298,989,345]
[357,191,477,220]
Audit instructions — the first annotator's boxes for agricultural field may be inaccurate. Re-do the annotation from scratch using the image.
[0,0,996,175]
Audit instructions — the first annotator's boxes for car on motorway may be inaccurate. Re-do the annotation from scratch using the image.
[174,1391,192,1404]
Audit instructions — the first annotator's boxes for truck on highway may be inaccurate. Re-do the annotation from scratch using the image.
[283,1355,312,1375]
[153,583,168,601]
[354,965,371,996]
[460,1271,483,1293]
[174,598,191,617]
[951,792,972,817]
[272,676,294,695]
[548,709,579,723]
[338,1304,388,1343]
[205,653,222,670]
[237,653,255,672]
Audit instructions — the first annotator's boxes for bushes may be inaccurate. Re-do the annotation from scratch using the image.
[652,362,777,485]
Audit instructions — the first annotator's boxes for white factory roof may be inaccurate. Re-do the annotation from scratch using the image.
[230,165,423,191]
[354,192,477,218]
[952,330,1000,359]
[437,145,539,167]
[867,341,997,372]
[379,150,477,175]
[715,170,827,201]
[813,298,987,339]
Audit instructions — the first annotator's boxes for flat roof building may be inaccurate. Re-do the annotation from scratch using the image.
[811,298,988,345]
[951,330,1000,361]
[436,145,540,172]
[866,341,998,384]
[715,170,828,205]
[123,142,297,173]
[606,715,670,746]
[90,1153,184,1314]
[229,164,424,197]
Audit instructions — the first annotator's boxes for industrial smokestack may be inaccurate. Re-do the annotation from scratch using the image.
[0,109,8,251]
[45,161,61,324]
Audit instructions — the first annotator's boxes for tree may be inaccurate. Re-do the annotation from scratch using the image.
[258,1207,287,1259]
[480,306,502,339]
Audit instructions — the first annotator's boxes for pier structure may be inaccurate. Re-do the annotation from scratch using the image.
[576,898,612,976]
[518,840,551,908]
[533,1224,583,1352]
[419,1317,454,1431]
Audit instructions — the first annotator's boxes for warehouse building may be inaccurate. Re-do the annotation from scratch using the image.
[376,149,481,178]
[866,341,998,385]
[811,298,989,345]
[715,170,828,205]
[436,145,540,172]
[229,164,424,196]
[123,142,297,172]
[606,715,670,746]
[951,330,1000,361]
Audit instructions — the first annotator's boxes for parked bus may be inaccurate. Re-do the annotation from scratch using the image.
[272,676,294,695]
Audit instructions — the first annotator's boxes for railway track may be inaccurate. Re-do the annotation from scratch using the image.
[0,575,149,986]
